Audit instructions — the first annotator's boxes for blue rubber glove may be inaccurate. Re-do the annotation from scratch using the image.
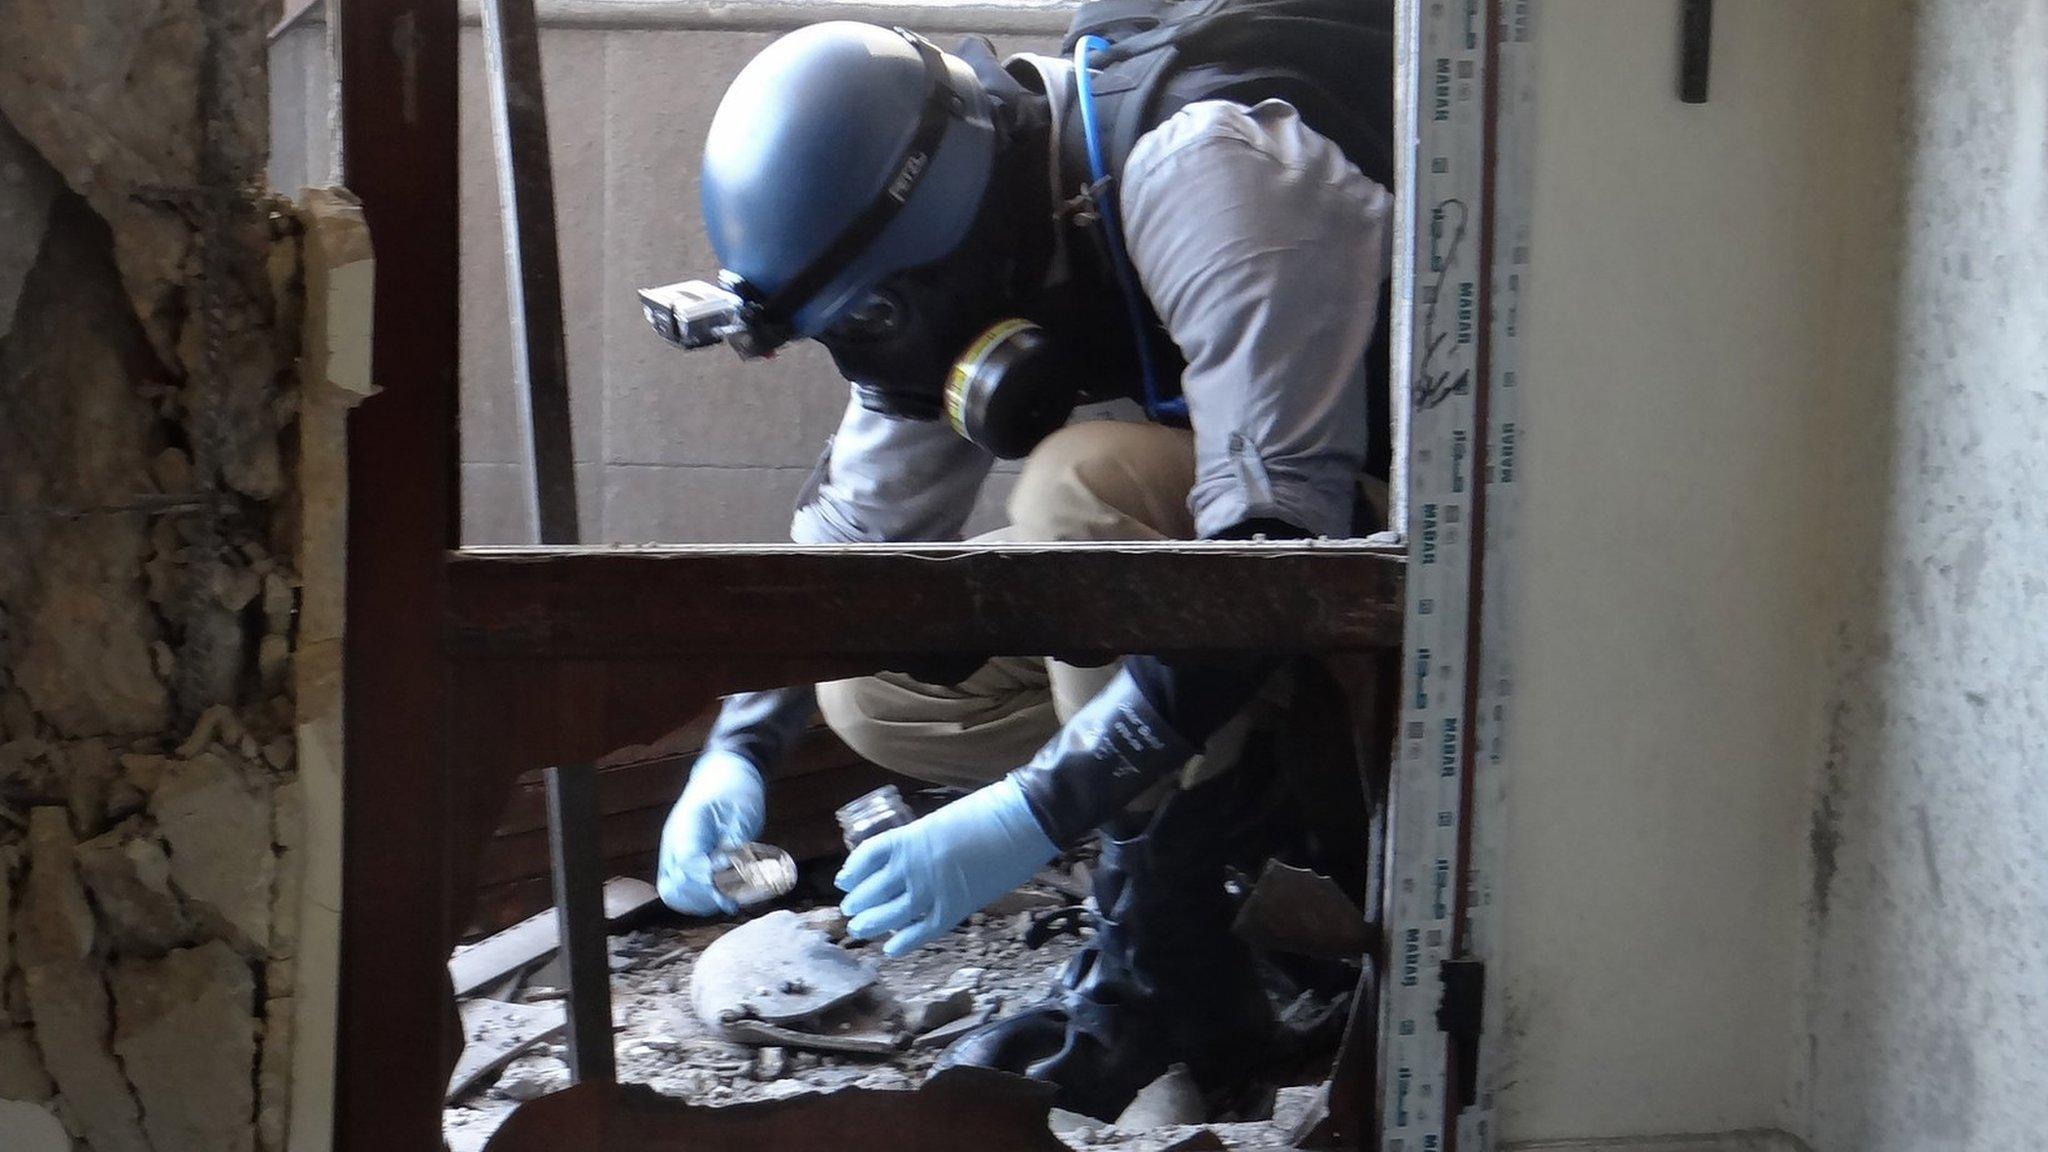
[656,749,767,916]
[836,776,1058,957]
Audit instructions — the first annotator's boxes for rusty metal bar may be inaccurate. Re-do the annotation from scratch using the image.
[446,543,1406,662]
[546,762,616,1084]
[480,0,581,543]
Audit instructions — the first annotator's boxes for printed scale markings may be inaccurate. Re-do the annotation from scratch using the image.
[1381,3,1531,1152]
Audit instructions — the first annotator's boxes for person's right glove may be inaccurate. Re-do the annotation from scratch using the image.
[656,749,767,916]
[835,776,1058,956]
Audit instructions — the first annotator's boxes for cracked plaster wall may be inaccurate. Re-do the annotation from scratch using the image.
[0,0,316,1147]
[1797,1,2048,1150]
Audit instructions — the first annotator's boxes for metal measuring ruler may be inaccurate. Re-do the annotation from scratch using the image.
[1381,2,1533,1150]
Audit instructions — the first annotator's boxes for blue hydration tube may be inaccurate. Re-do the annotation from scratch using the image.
[1073,35,1186,423]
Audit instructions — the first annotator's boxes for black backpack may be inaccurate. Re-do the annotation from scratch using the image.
[1060,0,1396,189]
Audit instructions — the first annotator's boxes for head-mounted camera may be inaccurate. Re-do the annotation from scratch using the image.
[636,273,790,361]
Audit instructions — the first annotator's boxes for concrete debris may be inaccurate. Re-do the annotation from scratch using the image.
[494,1073,564,1103]
[152,751,274,954]
[0,1099,70,1152]
[1113,1065,1208,1130]
[24,963,150,1152]
[7,520,168,739]
[0,115,61,342]
[903,985,977,1036]
[259,997,294,1152]
[17,807,94,966]
[112,940,258,1152]
[262,573,296,630]
[61,738,118,836]
[150,446,194,493]
[119,752,169,793]
[258,633,292,694]
[448,999,564,1103]
[177,704,249,760]
[76,817,193,953]
[0,1025,56,1101]
[752,1046,789,1081]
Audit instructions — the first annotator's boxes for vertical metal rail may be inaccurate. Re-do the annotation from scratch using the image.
[480,0,581,544]
[545,764,616,1084]
[1381,1,1533,1149]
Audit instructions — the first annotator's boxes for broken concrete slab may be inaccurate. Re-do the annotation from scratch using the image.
[691,910,880,1031]
[23,962,150,1152]
[152,750,274,954]
[16,807,94,966]
[76,816,192,953]
[0,1025,55,1101]
[112,939,258,1152]
[449,999,566,1104]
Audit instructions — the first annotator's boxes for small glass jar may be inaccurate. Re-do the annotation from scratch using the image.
[835,784,914,850]
[710,842,797,909]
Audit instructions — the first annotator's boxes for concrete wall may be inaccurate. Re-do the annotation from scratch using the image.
[1799,2,2048,1150]
[454,19,1058,543]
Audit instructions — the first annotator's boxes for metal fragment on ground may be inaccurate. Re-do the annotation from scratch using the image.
[722,1017,909,1057]
[691,910,879,1030]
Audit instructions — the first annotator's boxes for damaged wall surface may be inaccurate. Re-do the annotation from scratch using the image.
[1800,1,2048,1150]
[0,0,315,1146]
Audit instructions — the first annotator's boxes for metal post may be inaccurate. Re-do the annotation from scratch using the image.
[480,0,581,544]
[545,763,614,1084]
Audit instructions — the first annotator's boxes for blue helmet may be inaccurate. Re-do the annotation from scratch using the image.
[701,23,999,340]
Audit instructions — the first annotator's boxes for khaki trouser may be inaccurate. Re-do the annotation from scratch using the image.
[816,421,1268,802]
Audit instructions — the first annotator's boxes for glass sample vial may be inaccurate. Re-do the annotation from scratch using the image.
[835,785,914,850]
[710,842,797,909]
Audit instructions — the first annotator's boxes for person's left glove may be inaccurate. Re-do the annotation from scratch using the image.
[835,776,1057,956]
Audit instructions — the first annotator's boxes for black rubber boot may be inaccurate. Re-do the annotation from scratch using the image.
[932,776,1276,1121]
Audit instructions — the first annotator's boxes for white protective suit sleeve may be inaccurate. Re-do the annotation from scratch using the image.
[1119,98,1394,540]
[791,389,997,545]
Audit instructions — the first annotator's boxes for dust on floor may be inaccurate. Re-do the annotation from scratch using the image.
[445,867,1335,1151]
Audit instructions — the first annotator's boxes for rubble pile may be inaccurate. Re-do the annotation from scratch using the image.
[444,865,1345,1152]
[0,0,310,1147]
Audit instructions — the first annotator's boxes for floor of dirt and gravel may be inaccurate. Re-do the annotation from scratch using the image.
[443,861,1336,1152]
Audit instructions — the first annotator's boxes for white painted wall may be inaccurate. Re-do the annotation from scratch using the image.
[1497,1,1883,1143]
